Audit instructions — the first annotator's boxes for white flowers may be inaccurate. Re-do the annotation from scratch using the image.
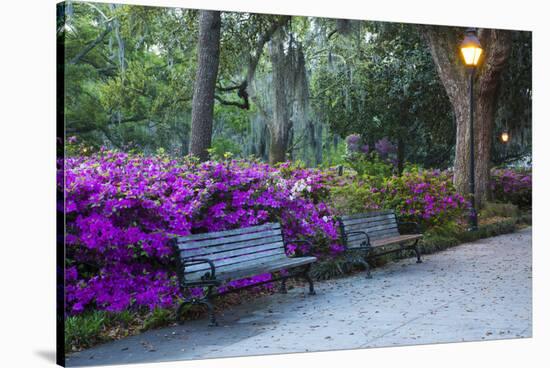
[322,216,329,223]
[289,178,312,200]
[275,178,288,190]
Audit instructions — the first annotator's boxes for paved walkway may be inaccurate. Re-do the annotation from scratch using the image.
[67,228,532,366]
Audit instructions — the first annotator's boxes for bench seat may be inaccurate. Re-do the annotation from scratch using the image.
[211,256,318,282]
[372,234,423,247]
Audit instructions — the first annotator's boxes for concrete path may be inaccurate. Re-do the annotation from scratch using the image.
[67,228,532,366]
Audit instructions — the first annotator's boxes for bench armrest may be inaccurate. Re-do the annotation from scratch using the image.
[182,258,217,280]
[284,239,314,257]
[344,231,370,247]
[398,221,421,235]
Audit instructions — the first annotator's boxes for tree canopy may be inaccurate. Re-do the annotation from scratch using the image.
[59,2,531,175]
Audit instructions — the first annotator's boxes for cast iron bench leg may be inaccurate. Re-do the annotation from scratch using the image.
[414,240,422,263]
[203,299,218,327]
[203,286,218,327]
[301,264,316,295]
[177,286,219,327]
[176,299,189,325]
[363,259,372,279]
[363,248,372,278]
[279,278,288,294]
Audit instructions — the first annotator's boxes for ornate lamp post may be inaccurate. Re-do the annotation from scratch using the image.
[460,28,483,231]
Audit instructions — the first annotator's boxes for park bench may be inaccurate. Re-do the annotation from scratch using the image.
[171,222,317,326]
[337,210,423,278]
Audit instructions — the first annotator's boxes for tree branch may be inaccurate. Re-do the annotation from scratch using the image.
[212,17,290,112]
[66,114,146,134]
[214,94,249,109]
[477,29,512,96]
[246,16,290,84]
[421,25,465,101]
[69,25,112,65]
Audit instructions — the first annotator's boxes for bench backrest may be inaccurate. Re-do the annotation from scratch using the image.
[339,211,399,248]
[172,222,287,282]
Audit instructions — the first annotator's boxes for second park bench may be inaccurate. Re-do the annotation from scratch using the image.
[337,210,423,278]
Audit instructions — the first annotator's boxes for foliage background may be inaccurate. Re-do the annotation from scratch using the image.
[61,2,531,169]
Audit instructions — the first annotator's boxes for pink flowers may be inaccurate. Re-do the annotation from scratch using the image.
[491,168,532,208]
[63,151,339,315]
[361,169,467,227]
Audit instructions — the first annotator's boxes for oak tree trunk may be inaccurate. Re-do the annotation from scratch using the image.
[268,30,292,164]
[189,10,221,161]
[423,27,511,206]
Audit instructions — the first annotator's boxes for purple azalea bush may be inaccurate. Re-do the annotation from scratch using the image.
[332,169,467,228]
[62,151,340,315]
[345,135,396,159]
[490,168,532,208]
[345,134,361,153]
[384,169,467,226]
[374,137,397,159]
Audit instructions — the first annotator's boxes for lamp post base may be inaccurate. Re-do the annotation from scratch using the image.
[468,208,478,232]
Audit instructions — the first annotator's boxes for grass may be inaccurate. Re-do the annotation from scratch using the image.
[141,307,173,331]
[65,285,279,354]
[65,312,107,353]
[480,202,520,219]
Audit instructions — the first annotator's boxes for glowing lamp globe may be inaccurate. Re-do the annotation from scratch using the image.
[501,131,510,143]
[460,29,483,66]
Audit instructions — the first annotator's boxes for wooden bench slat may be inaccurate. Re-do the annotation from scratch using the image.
[367,227,400,238]
[344,220,397,233]
[181,235,283,258]
[347,227,399,246]
[345,227,399,238]
[185,242,285,263]
[340,214,395,226]
[176,222,280,242]
[341,218,396,230]
[184,256,317,282]
[184,248,287,274]
[348,231,399,246]
[346,229,400,242]
[372,234,422,247]
[347,233,400,247]
[176,228,282,250]
[340,211,394,221]
[350,235,400,246]
[186,255,289,279]
[216,256,317,280]
[185,256,287,280]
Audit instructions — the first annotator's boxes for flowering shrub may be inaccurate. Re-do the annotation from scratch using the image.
[345,134,396,158]
[374,137,397,159]
[491,168,532,208]
[330,168,467,228]
[378,169,467,227]
[345,134,362,153]
[344,134,397,178]
[63,151,339,315]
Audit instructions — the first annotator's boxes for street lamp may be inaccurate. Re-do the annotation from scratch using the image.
[460,28,483,231]
[501,131,510,143]
[501,130,510,165]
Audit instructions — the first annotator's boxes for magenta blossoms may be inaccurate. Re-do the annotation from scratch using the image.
[62,151,339,315]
